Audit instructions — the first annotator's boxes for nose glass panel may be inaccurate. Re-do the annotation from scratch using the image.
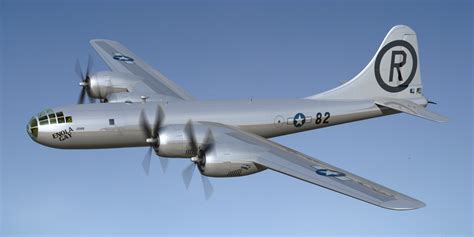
[27,117,38,139]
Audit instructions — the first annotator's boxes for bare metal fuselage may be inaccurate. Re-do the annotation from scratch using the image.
[30,98,398,150]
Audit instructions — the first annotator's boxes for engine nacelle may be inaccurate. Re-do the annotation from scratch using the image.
[87,71,129,99]
[198,153,266,177]
[155,124,266,177]
[197,140,267,177]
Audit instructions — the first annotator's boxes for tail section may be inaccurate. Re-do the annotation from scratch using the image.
[308,25,448,122]
[309,25,425,103]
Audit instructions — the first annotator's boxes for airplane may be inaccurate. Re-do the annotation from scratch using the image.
[27,25,447,210]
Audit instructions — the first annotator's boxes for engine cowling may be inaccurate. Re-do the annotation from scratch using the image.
[198,151,266,177]
[86,71,129,99]
[155,124,193,157]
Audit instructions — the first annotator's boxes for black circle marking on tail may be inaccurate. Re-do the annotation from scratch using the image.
[374,40,417,93]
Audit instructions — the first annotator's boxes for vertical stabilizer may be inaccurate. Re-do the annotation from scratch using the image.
[308,25,426,104]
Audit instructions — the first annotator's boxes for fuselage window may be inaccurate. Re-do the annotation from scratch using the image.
[109,119,115,126]
[66,116,73,123]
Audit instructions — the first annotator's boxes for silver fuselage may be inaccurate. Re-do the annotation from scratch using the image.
[28,98,402,150]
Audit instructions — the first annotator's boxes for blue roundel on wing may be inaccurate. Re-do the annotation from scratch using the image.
[316,169,345,177]
[113,54,134,62]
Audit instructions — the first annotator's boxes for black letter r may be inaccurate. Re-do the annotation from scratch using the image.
[389,50,407,82]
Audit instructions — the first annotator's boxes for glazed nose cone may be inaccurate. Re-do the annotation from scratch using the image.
[27,116,39,142]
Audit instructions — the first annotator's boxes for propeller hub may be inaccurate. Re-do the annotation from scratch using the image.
[146,137,158,144]
[75,56,95,104]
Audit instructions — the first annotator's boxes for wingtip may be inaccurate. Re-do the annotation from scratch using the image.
[427,114,448,123]
[436,116,449,123]
[381,198,426,211]
[90,39,119,45]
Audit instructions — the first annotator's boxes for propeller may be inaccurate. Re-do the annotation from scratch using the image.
[139,104,168,175]
[181,121,215,200]
[75,55,96,104]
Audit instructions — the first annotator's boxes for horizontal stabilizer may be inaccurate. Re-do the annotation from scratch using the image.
[375,99,448,122]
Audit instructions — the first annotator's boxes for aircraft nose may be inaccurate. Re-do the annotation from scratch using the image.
[26,116,39,142]
[27,108,73,147]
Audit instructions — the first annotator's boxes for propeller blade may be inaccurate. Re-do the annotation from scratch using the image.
[139,110,152,139]
[85,54,93,78]
[75,59,84,80]
[152,105,164,137]
[75,57,96,104]
[200,175,214,200]
[182,162,196,190]
[201,129,215,154]
[184,121,198,156]
[159,157,169,173]
[142,146,152,175]
[78,87,86,104]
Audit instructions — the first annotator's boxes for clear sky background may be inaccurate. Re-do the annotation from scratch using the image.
[1,0,472,236]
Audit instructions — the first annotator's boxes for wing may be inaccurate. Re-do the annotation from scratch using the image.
[90,39,195,101]
[204,122,425,210]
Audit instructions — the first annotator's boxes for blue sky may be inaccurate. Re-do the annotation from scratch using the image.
[1,0,472,236]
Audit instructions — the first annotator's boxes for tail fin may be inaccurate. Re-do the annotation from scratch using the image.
[308,25,426,103]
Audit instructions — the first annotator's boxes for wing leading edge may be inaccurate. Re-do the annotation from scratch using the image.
[90,39,195,101]
[203,122,425,210]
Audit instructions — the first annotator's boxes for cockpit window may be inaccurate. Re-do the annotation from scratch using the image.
[39,116,49,125]
[56,112,65,123]
[35,109,72,126]
[48,113,57,124]
[37,111,48,125]
[38,113,47,120]
[37,111,47,117]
